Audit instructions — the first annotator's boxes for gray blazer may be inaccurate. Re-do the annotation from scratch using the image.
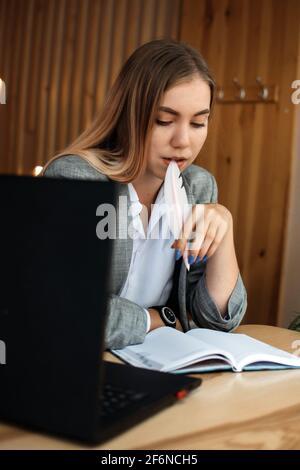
[43,155,247,348]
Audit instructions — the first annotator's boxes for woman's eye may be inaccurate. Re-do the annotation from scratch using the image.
[156,119,205,128]
[156,120,171,126]
[191,123,206,128]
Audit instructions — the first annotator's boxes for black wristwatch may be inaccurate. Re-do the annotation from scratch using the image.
[150,305,177,328]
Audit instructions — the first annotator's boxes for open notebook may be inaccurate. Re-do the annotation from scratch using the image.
[112,327,300,374]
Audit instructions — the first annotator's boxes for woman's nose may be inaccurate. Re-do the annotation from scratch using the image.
[171,126,190,148]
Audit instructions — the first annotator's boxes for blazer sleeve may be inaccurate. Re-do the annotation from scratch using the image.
[104,295,148,349]
[186,174,248,331]
[43,155,149,349]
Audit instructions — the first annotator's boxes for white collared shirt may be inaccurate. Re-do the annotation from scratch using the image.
[119,183,176,332]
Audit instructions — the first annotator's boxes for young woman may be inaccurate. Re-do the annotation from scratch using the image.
[42,39,247,349]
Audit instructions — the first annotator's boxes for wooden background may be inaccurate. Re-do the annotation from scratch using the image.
[0,0,299,326]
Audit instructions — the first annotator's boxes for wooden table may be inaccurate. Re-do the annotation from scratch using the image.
[1,325,300,450]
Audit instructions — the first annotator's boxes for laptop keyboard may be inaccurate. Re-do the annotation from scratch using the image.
[99,382,148,418]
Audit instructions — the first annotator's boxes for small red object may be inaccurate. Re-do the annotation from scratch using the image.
[176,389,188,400]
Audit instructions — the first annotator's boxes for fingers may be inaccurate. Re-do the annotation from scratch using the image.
[171,204,229,265]
[172,204,205,254]
[204,226,226,258]
[189,222,217,261]
[189,223,227,263]
[188,217,211,260]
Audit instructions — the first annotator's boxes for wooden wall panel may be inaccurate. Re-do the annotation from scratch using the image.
[0,0,181,173]
[179,0,300,325]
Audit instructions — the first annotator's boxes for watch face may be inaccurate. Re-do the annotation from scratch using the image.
[162,307,176,325]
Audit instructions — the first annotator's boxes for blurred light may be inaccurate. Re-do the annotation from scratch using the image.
[32,166,43,176]
[0,78,6,104]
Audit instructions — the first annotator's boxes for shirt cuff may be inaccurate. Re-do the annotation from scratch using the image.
[143,308,151,333]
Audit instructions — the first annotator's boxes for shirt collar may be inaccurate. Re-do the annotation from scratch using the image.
[127,183,169,238]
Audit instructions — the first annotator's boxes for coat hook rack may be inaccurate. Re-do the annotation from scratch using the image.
[216,77,279,104]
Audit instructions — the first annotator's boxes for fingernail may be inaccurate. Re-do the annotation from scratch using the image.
[203,255,208,262]
[188,255,195,265]
[195,256,201,264]
[175,249,182,260]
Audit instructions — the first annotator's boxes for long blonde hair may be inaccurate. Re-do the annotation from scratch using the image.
[42,39,216,183]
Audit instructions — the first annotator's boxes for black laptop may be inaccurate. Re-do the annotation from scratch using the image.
[0,175,201,445]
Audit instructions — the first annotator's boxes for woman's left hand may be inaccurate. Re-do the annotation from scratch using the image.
[171,203,233,263]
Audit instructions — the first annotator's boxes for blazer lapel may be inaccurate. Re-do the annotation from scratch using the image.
[110,183,133,295]
[176,175,196,331]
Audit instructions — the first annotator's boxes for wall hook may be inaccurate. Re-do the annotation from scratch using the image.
[232,77,246,100]
[217,87,224,100]
[256,76,269,100]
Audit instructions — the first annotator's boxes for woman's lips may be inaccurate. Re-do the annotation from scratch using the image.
[161,157,187,169]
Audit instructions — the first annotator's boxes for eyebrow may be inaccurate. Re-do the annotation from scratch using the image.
[158,106,210,117]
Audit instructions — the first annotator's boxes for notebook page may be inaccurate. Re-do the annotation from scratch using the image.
[174,358,233,374]
[187,329,300,370]
[112,327,232,372]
